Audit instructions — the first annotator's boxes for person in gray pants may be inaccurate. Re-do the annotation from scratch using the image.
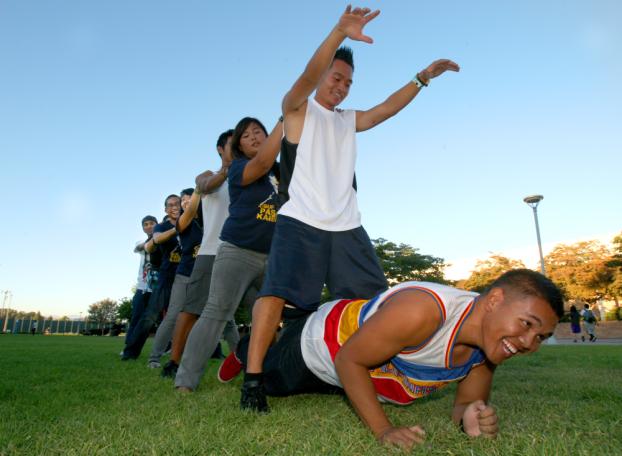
[175,117,282,391]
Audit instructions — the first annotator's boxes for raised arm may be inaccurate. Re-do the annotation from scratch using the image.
[240,120,283,186]
[282,6,380,115]
[176,190,201,234]
[334,291,442,449]
[356,59,460,132]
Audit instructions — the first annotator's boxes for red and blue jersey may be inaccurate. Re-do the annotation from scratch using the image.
[300,282,486,405]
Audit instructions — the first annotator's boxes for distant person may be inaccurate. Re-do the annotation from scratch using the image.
[244,5,460,412]
[569,305,582,342]
[125,215,158,345]
[121,194,181,360]
[220,269,563,449]
[31,320,38,335]
[174,117,282,392]
[160,130,241,379]
[580,304,597,342]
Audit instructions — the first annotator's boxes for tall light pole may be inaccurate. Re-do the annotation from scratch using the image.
[1,290,9,333]
[523,195,546,275]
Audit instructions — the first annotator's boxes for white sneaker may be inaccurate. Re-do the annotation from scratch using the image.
[148,361,161,369]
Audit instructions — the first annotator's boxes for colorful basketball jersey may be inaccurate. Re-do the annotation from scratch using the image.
[300,282,486,405]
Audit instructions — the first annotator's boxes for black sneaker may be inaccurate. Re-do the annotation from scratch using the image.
[240,380,270,413]
[161,360,179,379]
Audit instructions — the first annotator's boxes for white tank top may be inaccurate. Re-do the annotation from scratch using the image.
[300,282,486,405]
[278,97,361,231]
[197,183,230,256]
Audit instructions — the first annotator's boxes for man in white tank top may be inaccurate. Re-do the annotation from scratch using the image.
[229,270,563,449]
[243,5,461,413]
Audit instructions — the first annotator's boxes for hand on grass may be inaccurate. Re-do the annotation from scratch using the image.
[377,425,425,449]
[462,400,498,438]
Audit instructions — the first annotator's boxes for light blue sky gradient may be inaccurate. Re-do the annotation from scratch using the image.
[1,1,620,316]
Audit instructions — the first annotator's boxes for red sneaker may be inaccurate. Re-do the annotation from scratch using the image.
[217,352,243,383]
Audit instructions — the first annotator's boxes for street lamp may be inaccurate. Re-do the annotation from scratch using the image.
[523,194,546,275]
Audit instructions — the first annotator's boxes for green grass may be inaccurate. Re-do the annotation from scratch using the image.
[1,335,620,455]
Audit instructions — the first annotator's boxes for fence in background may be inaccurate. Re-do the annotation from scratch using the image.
[0,317,121,335]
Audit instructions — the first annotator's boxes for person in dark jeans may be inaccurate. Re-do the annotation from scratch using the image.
[125,215,158,345]
[121,194,181,360]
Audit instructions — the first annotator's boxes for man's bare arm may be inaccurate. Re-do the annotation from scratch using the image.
[144,238,156,253]
[195,168,228,195]
[356,59,460,132]
[152,227,176,245]
[452,361,498,438]
[334,291,442,449]
[282,6,380,115]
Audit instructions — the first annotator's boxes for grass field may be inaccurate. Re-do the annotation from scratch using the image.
[1,335,620,455]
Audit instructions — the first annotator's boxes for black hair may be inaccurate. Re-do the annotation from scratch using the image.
[180,188,194,198]
[570,305,578,314]
[164,194,180,207]
[333,46,354,71]
[216,129,234,151]
[483,269,564,318]
[179,187,202,226]
[141,215,158,225]
[231,117,268,160]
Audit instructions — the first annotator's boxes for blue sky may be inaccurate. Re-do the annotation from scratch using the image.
[1,1,620,317]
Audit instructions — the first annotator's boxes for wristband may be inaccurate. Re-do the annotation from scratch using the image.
[413,72,428,88]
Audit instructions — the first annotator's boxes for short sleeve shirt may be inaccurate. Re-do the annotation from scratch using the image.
[220,157,278,253]
[175,219,203,277]
[153,220,180,284]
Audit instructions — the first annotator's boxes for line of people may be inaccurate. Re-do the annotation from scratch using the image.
[122,6,566,450]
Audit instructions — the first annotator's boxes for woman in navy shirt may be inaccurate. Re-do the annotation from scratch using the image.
[176,117,282,391]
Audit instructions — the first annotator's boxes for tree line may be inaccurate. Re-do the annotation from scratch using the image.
[459,232,622,311]
[9,232,621,327]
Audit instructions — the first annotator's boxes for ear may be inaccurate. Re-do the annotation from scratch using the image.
[484,287,505,312]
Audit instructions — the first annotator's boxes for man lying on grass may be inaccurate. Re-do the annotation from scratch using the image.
[217,269,563,449]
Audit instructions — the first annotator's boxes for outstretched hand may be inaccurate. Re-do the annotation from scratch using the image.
[378,425,426,450]
[462,400,498,438]
[419,59,460,85]
[336,5,380,44]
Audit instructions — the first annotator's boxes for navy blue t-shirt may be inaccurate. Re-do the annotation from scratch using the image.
[220,157,278,254]
[175,218,203,277]
[153,220,180,285]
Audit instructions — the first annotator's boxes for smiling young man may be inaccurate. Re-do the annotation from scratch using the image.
[124,215,158,346]
[243,5,461,412]
[222,269,563,449]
